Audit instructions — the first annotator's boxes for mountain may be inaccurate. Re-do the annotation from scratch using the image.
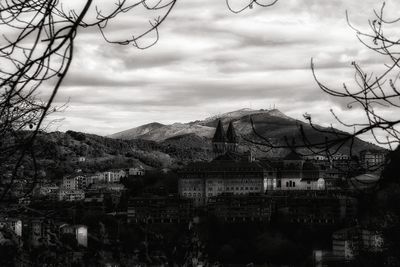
[109,122,165,140]
[109,109,293,142]
[109,108,383,157]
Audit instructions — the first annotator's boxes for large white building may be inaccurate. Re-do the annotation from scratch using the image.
[179,120,265,206]
[179,120,325,206]
[99,169,126,183]
[262,151,325,191]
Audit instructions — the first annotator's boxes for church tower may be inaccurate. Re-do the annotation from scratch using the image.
[226,121,238,153]
[212,120,226,155]
[212,120,239,156]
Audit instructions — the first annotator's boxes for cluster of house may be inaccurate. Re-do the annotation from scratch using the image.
[0,215,88,248]
[35,166,145,202]
[314,226,384,265]
[128,120,375,225]
[177,120,386,207]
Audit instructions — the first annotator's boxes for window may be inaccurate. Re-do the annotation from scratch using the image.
[286,182,289,187]
[293,182,296,187]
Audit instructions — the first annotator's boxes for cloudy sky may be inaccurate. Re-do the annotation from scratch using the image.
[48,0,399,142]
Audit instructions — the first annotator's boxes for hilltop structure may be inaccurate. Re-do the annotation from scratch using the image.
[179,120,326,206]
[212,120,238,156]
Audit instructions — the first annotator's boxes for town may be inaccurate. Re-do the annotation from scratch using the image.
[0,120,387,266]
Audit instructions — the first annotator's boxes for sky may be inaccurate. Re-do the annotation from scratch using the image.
[46,0,400,143]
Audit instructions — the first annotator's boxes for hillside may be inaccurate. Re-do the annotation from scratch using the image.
[28,130,214,179]
[23,108,383,180]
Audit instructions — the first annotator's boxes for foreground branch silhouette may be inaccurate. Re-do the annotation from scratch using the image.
[250,2,399,163]
[0,0,177,201]
[0,0,279,201]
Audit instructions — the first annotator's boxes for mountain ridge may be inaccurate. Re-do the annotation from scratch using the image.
[108,108,384,157]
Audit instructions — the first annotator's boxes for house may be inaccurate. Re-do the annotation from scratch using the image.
[332,227,384,260]
[0,217,22,237]
[36,185,59,197]
[126,166,145,176]
[360,149,387,173]
[207,193,273,222]
[59,224,88,247]
[263,151,325,191]
[58,189,85,201]
[277,193,358,225]
[99,169,126,183]
[128,195,193,224]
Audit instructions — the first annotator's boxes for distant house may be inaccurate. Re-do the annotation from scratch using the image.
[207,193,273,223]
[128,196,192,224]
[62,175,89,190]
[332,227,384,260]
[0,217,22,237]
[36,185,59,197]
[360,149,387,173]
[59,224,88,247]
[99,169,126,183]
[89,183,125,192]
[58,189,85,202]
[126,166,145,176]
[263,151,325,191]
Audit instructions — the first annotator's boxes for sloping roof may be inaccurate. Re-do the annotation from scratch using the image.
[226,121,238,143]
[181,159,264,173]
[212,120,226,142]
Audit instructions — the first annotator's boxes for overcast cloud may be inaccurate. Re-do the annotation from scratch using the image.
[45,0,400,143]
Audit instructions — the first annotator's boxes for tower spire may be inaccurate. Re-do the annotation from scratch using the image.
[226,121,238,144]
[212,120,226,143]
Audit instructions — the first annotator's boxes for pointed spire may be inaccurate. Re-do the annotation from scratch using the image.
[212,120,226,142]
[226,121,238,143]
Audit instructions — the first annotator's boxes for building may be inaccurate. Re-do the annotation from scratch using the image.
[29,218,58,247]
[179,158,265,206]
[35,185,59,200]
[99,169,126,183]
[212,120,238,157]
[59,224,88,247]
[332,227,384,260]
[0,217,22,237]
[263,151,325,191]
[127,196,193,224]
[360,149,386,173]
[126,166,145,176]
[276,193,358,225]
[179,120,265,206]
[62,176,80,190]
[207,193,273,222]
[58,189,85,201]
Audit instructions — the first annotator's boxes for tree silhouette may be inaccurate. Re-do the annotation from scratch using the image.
[250,2,399,161]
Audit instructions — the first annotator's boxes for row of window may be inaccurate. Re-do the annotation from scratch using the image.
[286,181,296,188]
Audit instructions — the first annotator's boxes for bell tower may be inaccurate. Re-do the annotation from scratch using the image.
[212,120,226,156]
[226,121,238,153]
